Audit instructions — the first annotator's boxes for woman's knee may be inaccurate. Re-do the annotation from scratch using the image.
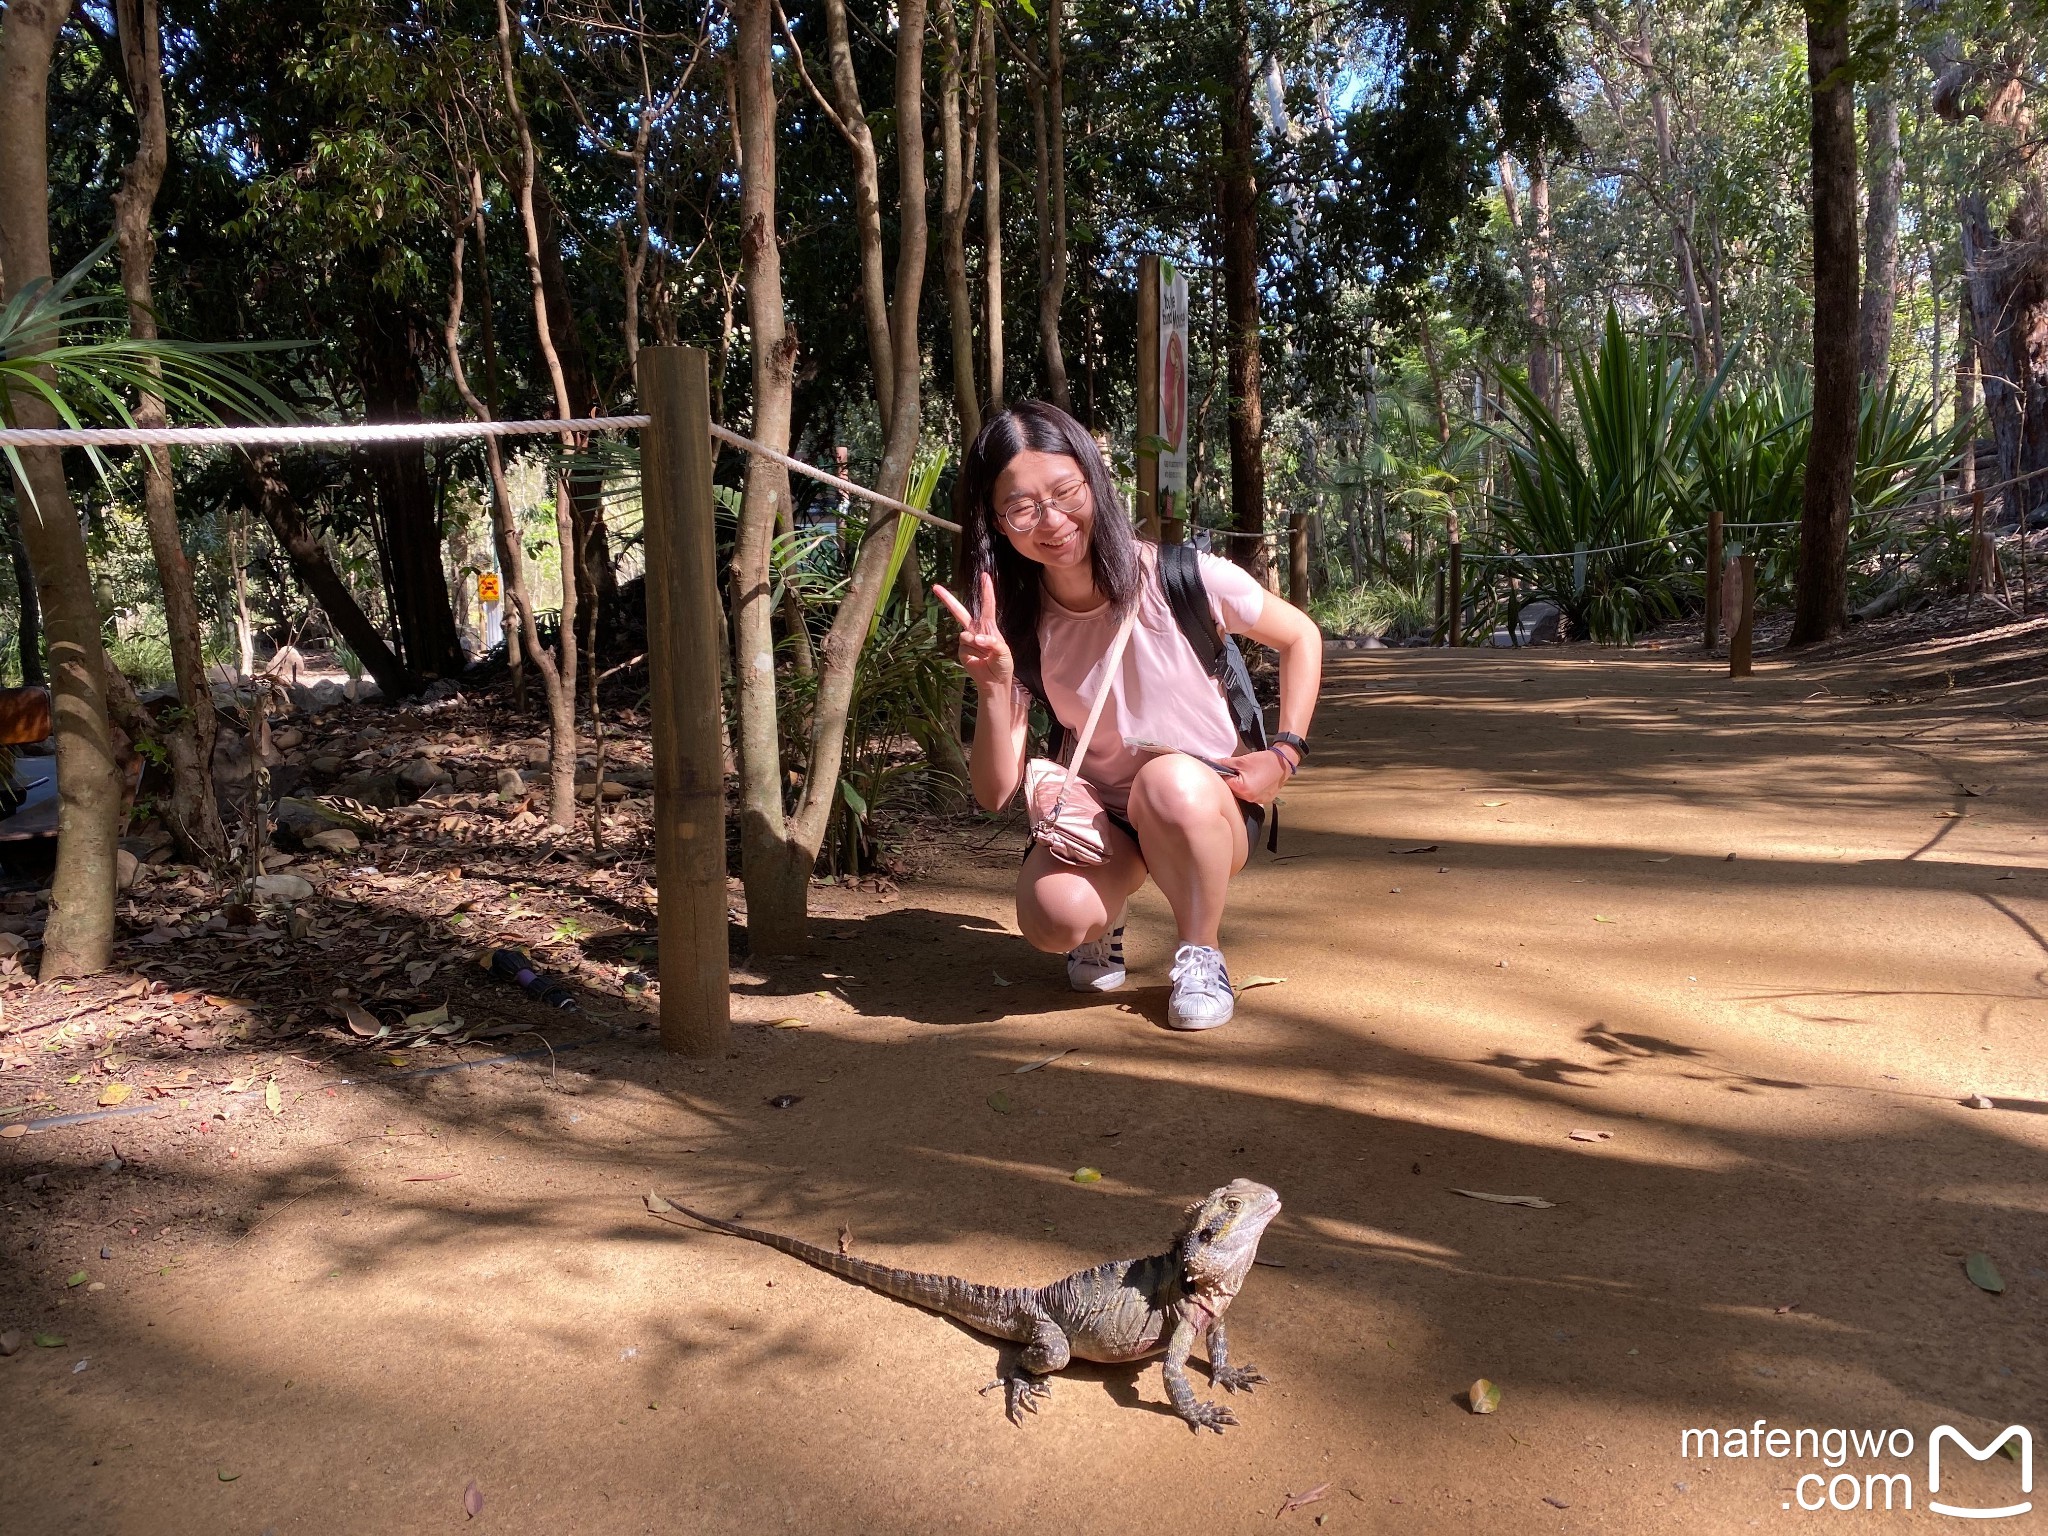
[1130,753,1229,827]
[1017,875,1100,953]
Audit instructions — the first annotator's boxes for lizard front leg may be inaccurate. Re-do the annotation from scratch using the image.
[978,1316,1070,1426]
[1204,1317,1267,1394]
[1161,1317,1237,1434]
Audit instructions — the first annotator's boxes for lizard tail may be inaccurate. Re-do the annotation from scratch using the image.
[657,1196,960,1316]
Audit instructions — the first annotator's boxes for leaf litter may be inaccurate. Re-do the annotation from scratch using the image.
[1453,1190,1556,1209]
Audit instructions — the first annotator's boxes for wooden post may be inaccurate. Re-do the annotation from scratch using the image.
[1135,252,1161,540]
[1447,538,1464,646]
[639,345,731,1056]
[1729,553,1756,678]
[1704,504,1724,651]
[1287,510,1309,604]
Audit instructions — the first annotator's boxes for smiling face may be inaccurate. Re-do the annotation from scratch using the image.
[990,448,1095,572]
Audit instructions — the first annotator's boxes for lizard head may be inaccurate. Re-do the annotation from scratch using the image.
[1174,1179,1282,1298]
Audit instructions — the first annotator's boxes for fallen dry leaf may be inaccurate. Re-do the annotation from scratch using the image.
[464,1479,484,1518]
[97,1084,132,1107]
[402,1171,462,1182]
[1774,1302,1800,1315]
[1452,1189,1556,1209]
[1012,1048,1074,1073]
[1277,1482,1331,1516]
[644,1192,676,1214]
[1480,799,1508,807]
[837,1226,854,1255]
[1567,1129,1612,1143]
[1072,1167,1104,1184]
[1468,1378,1502,1414]
[1236,976,1287,992]
[1390,844,1439,855]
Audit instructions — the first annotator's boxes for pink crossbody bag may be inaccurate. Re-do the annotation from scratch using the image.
[1023,605,1140,866]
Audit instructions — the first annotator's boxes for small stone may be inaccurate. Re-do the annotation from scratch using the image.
[115,849,141,890]
[0,1329,20,1356]
[1966,1094,1995,1109]
[397,758,450,795]
[600,781,629,801]
[305,828,360,854]
[269,727,304,751]
[252,872,316,903]
[260,849,297,871]
[495,767,526,799]
[99,1246,112,1260]
[0,932,28,957]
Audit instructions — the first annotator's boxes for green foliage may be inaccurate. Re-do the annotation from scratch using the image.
[1491,311,1703,642]
[1308,583,1434,641]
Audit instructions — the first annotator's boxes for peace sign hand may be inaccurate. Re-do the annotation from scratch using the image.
[932,572,1015,690]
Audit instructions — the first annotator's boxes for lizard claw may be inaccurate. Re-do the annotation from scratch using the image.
[1213,1363,1266,1394]
[1182,1399,1238,1434]
[981,1373,1052,1425]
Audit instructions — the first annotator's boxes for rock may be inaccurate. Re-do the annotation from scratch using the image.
[336,773,401,809]
[0,1329,21,1356]
[397,758,450,795]
[0,932,30,957]
[600,781,630,801]
[495,767,527,799]
[251,872,316,903]
[604,764,653,789]
[288,678,348,715]
[306,754,346,779]
[522,742,550,767]
[269,727,305,751]
[1517,601,1563,646]
[115,849,142,890]
[260,850,297,871]
[305,828,360,854]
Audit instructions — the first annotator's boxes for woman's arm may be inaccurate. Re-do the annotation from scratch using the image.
[933,575,1033,812]
[968,678,1033,812]
[1222,589,1323,803]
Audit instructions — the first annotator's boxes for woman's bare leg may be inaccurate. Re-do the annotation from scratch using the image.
[1015,816,1148,953]
[1126,753,1249,948]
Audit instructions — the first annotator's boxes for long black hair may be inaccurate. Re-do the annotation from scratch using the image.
[958,401,1144,695]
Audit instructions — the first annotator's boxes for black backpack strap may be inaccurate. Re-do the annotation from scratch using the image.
[1012,653,1067,762]
[1157,542,1278,851]
[1158,542,1222,672]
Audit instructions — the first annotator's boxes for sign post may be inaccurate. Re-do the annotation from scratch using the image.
[478,570,503,651]
[1158,258,1189,546]
[1136,253,1161,539]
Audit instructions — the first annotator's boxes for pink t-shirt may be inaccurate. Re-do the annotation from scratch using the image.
[1027,543,1268,815]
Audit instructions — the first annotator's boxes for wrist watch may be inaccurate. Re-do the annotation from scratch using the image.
[1272,732,1309,764]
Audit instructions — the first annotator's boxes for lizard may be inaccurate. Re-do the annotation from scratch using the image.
[651,1178,1281,1433]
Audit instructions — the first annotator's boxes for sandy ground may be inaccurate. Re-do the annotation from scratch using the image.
[4,622,2046,1534]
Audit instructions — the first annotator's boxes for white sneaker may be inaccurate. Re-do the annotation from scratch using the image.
[1066,913,1127,992]
[1166,943,1234,1031]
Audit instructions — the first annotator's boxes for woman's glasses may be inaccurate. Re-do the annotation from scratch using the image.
[998,479,1089,533]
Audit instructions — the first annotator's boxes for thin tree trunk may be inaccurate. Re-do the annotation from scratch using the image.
[240,454,414,698]
[1859,82,1902,380]
[937,0,983,445]
[3,497,43,686]
[442,207,551,725]
[980,2,1004,412]
[496,0,582,826]
[1021,0,1071,412]
[0,0,125,977]
[1527,156,1555,410]
[733,0,932,953]
[820,0,897,435]
[1791,0,1860,645]
[110,0,224,864]
[1961,193,2048,540]
[460,165,525,706]
[1219,0,1268,583]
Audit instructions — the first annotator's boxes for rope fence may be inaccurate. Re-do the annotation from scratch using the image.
[0,413,961,534]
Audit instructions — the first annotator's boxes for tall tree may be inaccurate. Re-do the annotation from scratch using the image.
[1859,80,1903,378]
[1219,0,1268,582]
[1790,0,1860,645]
[0,0,126,976]
[108,0,226,862]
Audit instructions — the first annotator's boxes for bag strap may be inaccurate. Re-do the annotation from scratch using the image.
[1063,604,1141,776]
[1157,541,1223,674]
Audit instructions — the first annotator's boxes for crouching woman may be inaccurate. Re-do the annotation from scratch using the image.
[932,401,1322,1031]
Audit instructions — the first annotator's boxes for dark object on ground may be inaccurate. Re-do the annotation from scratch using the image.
[651,1179,1282,1433]
[490,948,578,1009]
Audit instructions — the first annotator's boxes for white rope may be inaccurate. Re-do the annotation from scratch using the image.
[0,412,963,534]
[707,423,960,534]
[0,414,650,448]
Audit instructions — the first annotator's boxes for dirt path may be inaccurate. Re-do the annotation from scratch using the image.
[5,627,2046,1534]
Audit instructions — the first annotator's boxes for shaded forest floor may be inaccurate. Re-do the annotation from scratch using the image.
[3,611,2046,1534]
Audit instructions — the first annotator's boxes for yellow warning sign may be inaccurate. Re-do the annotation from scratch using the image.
[477,573,502,602]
